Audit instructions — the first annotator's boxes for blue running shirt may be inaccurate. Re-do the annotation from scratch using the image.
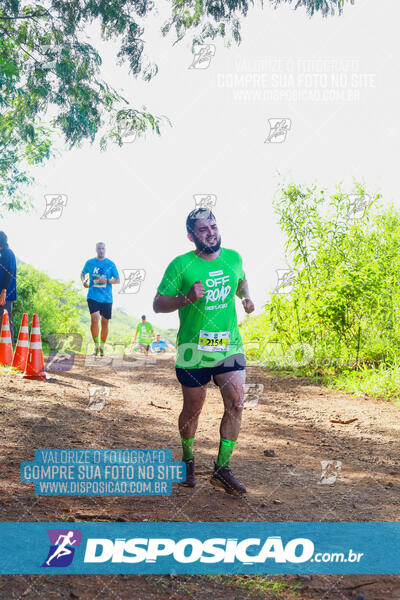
[82,258,119,303]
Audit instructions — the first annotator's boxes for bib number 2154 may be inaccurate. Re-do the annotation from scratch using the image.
[198,330,231,352]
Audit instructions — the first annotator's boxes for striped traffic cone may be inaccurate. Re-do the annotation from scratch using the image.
[12,313,29,372]
[0,310,13,366]
[23,314,47,380]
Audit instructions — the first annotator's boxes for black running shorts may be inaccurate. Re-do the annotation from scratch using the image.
[175,353,246,388]
[87,299,112,320]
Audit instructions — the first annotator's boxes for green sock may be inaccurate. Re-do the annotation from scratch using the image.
[93,336,99,348]
[216,438,237,467]
[180,435,195,461]
[100,340,105,348]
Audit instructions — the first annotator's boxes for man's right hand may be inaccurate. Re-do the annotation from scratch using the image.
[83,281,89,288]
[187,280,205,303]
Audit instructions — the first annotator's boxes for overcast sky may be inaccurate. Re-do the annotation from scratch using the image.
[4,0,399,328]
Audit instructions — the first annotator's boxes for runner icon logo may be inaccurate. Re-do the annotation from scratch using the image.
[193,194,217,210]
[319,460,342,486]
[274,269,296,295]
[242,383,264,408]
[45,333,82,372]
[42,529,82,567]
[88,386,110,411]
[188,44,216,70]
[119,269,146,294]
[344,193,370,221]
[116,115,138,144]
[264,118,291,143]
[41,194,68,220]
[40,45,63,70]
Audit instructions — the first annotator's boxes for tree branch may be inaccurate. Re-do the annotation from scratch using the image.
[0,12,49,20]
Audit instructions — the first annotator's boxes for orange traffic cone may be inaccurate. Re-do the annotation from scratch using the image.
[12,313,29,372]
[23,314,47,380]
[0,310,13,366]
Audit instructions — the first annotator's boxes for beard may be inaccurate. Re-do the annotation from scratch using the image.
[192,233,222,254]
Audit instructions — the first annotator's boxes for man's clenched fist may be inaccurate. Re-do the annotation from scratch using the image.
[242,298,255,314]
[187,280,205,303]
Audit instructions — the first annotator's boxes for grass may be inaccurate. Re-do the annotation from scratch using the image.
[145,573,301,599]
[206,574,301,597]
[0,364,21,377]
[246,333,400,403]
[258,357,400,404]
[324,362,400,403]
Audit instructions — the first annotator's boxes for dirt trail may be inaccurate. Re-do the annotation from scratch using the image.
[0,354,399,599]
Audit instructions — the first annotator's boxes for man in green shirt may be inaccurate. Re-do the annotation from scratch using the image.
[134,315,154,354]
[153,208,254,495]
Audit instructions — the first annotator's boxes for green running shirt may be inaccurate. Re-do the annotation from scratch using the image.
[136,322,153,345]
[157,248,246,369]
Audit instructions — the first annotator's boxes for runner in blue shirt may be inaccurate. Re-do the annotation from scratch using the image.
[151,334,169,353]
[81,242,120,356]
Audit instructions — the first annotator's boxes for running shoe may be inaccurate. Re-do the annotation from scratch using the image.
[99,347,104,357]
[92,346,99,357]
[210,461,246,496]
[179,458,196,487]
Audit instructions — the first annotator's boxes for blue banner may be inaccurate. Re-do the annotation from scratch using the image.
[0,522,399,574]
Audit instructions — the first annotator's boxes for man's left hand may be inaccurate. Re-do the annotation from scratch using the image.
[242,298,255,314]
[0,291,6,306]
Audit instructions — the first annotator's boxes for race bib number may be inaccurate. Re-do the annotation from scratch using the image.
[198,330,231,352]
[92,272,106,288]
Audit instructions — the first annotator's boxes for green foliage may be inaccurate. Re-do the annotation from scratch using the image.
[272,0,355,18]
[239,311,275,361]
[100,108,172,149]
[323,361,400,402]
[241,182,400,391]
[13,263,86,344]
[0,0,168,210]
[162,0,355,47]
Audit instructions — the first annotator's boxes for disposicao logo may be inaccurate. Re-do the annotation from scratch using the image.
[83,536,314,564]
[42,529,82,567]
